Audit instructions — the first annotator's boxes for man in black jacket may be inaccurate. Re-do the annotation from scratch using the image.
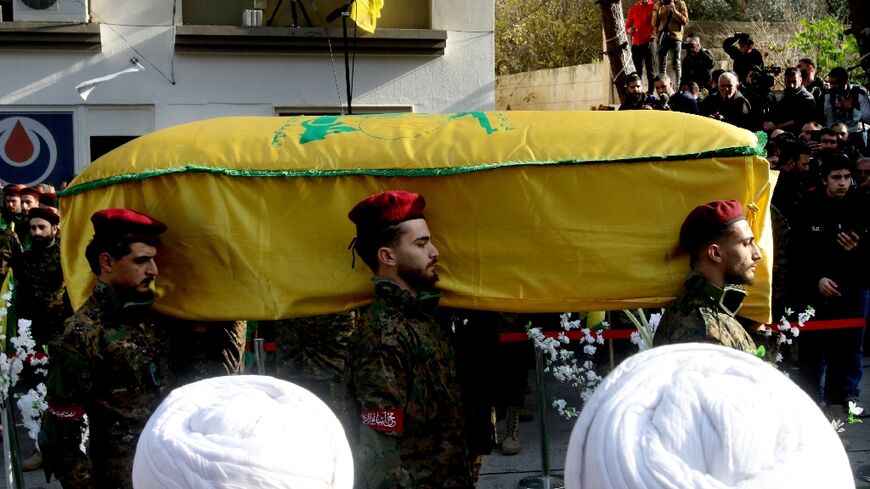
[763,67,817,135]
[705,72,754,130]
[681,34,716,91]
[723,33,763,82]
[794,155,869,410]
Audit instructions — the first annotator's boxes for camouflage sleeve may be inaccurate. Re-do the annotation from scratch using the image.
[653,309,707,347]
[40,318,94,486]
[350,316,412,489]
[0,231,17,279]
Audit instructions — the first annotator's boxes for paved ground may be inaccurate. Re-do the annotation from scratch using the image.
[478,355,870,489]
[3,354,869,488]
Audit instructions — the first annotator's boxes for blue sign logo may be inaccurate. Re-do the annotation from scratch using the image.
[0,112,74,186]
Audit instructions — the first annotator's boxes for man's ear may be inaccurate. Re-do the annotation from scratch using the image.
[707,243,723,264]
[99,252,114,274]
[377,246,397,268]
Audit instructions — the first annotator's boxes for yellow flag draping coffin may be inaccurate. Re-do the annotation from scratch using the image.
[60,111,775,322]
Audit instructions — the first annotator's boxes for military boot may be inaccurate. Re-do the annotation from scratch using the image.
[21,450,41,471]
[501,406,521,455]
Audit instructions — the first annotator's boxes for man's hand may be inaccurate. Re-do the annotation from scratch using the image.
[841,93,854,111]
[819,277,841,297]
[628,26,637,34]
[762,121,776,131]
[837,231,860,252]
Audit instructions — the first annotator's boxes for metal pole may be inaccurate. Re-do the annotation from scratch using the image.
[2,397,24,489]
[253,338,266,375]
[517,348,564,489]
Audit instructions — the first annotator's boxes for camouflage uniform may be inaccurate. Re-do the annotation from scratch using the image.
[654,273,757,355]
[349,277,472,489]
[12,240,71,348]
[272,311,357,436]
[0,213,21,280]
[40,282,242,488]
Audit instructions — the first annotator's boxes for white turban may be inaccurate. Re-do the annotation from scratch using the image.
[133,375,354,489]
[565,344,853,489]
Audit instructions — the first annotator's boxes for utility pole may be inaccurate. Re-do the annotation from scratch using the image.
[598,0,636,104]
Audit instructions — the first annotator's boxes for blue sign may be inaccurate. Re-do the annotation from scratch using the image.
[0,112,75,187]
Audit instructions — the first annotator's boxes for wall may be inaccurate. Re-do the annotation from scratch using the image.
[495,62,611,111]
[494,20,797,112]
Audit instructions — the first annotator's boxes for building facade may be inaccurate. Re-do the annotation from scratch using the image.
[0,0,495,183]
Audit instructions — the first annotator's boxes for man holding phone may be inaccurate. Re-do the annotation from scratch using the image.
[652,0,688,89]
[794,155,869,413]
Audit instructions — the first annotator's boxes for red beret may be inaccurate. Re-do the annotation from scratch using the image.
[91,208,167,239]
[28,206,60,226]
[39,192,58,207]
[348,191,426,232]
[20,187,41,199]
[3,184,24,196]
[679,200,746,254]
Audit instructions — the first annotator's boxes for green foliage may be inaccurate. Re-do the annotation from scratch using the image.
[789,16,860,77]
[495,0,602,75]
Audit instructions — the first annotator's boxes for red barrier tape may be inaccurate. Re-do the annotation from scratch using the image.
[498,318,866,343]
[244,341,277,352]
[241,319,867,348]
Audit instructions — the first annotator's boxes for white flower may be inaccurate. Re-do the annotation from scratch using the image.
[790,327,800,337]
[775,353,783,364]
[648,313,662,332]
[849,401,864,417]
[784,307,794,316]
[831,418,845,433]
[595,331,605,345]
[583,344,597,356]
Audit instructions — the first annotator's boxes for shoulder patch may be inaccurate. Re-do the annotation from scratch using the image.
[361,408,404,433]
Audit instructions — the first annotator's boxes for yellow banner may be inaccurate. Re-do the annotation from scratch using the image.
[60,112,774,322]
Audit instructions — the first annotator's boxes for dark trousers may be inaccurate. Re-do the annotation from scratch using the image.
[795,290,867,405]
[657,36,681,88]
[631,42,655,91]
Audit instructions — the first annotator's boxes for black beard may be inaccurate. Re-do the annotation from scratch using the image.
[724,270,754,286]
[30,236,53,249]
[398,267,439,292]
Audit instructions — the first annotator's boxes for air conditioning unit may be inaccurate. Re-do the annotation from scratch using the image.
[13,0,89,22]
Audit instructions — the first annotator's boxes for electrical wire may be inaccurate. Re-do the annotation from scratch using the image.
[306,0,347,114]
[60,0,177,84]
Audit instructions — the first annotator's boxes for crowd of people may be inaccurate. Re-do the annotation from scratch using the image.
[624,0,870,424]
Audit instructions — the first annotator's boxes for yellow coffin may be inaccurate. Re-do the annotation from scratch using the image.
[59,111,774,322]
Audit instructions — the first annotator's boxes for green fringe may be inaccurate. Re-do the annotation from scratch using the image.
[59,142,766,198]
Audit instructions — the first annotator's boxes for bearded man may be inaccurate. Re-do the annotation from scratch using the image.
[346,190,472,489]
[13,206,70,349]
[654,200,762,354]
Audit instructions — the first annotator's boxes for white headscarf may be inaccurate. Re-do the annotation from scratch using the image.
[565,343,853,489]
[133,375,354,489]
